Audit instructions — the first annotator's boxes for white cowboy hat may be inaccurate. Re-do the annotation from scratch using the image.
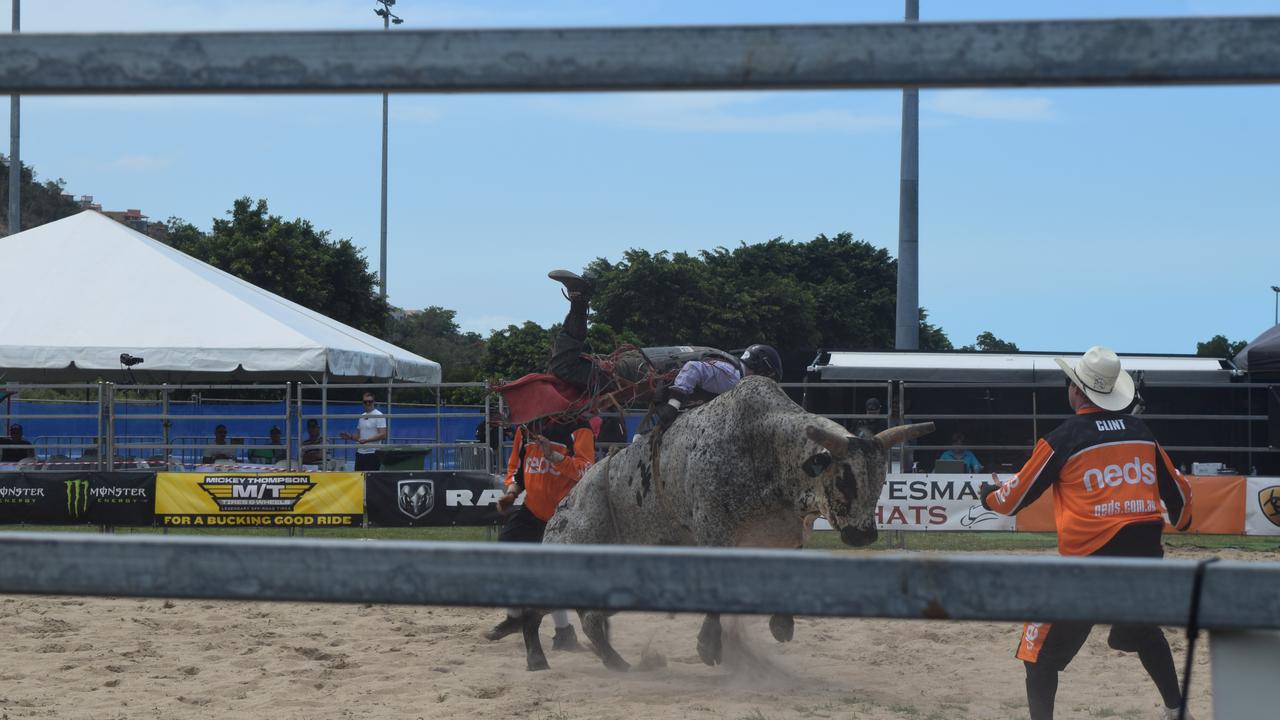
[1054,346,1135,412]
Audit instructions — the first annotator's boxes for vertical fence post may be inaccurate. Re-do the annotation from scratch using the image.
[100,382,114,471]
[161,384,171,470]
[285,382,294,466]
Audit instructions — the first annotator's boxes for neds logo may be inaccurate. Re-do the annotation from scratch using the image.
[1082,456,1155,491]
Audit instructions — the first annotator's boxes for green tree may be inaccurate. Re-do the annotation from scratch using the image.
[165,197,388,335]
[0,157,83,233]
[583,233,949,354]
[484,321,554,381]
[961,331,1019,353]
[1196,334,1247,358]
[918,309,954,351]
[386,306,485,380]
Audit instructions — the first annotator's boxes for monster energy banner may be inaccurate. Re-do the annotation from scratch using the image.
[365,471,505,527]
[0,472,156,525]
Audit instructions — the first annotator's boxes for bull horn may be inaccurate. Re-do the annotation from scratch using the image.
[805,425,850,459]
[874,422,935,452]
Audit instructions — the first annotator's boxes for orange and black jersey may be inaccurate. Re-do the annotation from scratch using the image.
[504,421,595,523]
[983,407,1192,556]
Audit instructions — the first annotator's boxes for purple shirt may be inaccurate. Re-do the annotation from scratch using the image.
[672,359,742,396]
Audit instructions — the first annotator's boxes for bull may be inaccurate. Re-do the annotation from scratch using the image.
[515,375,933,671]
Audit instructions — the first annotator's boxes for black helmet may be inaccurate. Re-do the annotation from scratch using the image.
[740,344,782,380]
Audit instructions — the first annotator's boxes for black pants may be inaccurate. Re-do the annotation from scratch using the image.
[498,505,548,544]
[549,299,595,390]
[549,299,653,395]
[1023,522,1182,719]
[354,451,381,471]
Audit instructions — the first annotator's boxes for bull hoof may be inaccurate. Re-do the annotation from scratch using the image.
[697,624,722,666]
[601,650,631,672]
[769,614,795,643]
[526,652,550,672]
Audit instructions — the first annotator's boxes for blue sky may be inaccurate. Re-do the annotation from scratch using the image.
[11,0,1280,355]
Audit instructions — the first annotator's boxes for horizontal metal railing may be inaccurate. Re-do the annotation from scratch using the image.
[2,18,1280,95]
[0,533,1275,630]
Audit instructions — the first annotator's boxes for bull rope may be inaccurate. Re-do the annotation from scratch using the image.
[599,446,622,542]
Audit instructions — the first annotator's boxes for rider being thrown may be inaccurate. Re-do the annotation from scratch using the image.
[544,269,782,428]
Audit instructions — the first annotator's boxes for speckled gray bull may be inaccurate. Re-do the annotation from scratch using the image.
[516,375,934,671]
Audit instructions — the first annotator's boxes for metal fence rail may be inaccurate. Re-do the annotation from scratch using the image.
[2,16,1280,95]
[0,533,1276,630]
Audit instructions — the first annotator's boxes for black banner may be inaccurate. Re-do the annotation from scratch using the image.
[365,471,505,527]
[0,472,156,526]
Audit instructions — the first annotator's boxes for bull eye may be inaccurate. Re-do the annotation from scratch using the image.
[836,465,858,500]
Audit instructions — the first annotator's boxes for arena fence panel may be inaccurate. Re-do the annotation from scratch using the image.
[2,12,1278,716]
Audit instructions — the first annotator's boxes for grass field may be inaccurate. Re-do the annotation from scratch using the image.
[6,524,1278,552]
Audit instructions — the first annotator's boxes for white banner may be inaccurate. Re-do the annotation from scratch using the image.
[1244,477,1280,536]
[814,473,1016,532]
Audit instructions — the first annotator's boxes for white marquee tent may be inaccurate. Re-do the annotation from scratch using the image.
[0,211,441,383]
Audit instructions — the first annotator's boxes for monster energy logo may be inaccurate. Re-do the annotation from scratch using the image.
[65,478,89,517]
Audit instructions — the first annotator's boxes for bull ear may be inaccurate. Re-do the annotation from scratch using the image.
[801,450,833,478]
[873,422,936,452]
[805,425,850,459]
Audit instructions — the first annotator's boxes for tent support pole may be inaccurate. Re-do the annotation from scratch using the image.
[284,382,293,467]
[321,374,329,471]
[161,385,170,470]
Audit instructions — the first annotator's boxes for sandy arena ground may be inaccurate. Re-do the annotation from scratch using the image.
[2,546,1266,720]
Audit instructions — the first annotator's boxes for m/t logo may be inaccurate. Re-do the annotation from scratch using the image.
[65,478,89,517]
[233,484,284,499]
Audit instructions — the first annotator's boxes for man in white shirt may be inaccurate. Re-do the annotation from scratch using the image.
[340,392,387,471]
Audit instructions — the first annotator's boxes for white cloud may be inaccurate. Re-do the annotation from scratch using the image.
[23,0,614,33]
[531,92,897,134]
[458,314,526,335]
[925,90,1054,122]
[110,153,176,172]
[391,103,444,125]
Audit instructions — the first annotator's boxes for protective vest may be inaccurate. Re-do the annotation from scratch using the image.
[984,407,1192,556]
[504,422,595,522]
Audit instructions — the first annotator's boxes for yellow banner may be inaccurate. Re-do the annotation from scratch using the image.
[156,472,363,528]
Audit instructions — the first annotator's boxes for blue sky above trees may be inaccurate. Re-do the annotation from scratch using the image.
[11,0,1280,353]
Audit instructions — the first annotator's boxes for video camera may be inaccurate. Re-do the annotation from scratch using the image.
[119,353,145,367]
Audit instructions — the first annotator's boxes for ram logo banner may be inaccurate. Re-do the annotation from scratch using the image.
[1259,485,1280,528]
[65,478,89,517]
[200,474,315,512]
[397,479,434,519]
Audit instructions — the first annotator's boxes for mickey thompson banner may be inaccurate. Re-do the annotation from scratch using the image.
[156,472,363,528]
[365,471,505,527]
[0,472,155,525]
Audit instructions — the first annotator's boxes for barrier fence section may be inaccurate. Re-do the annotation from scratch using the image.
[3,470,1277,539]
[1,382,497,473]
[3,13,1280,716]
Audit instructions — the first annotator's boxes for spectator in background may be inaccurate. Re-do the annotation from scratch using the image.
[474,409,513,460]
[302,419,325,467]
[340,392,387,471]
[202,424,236,464]
[268,426,287,463]
[854,397,886,437]
[938,431,983,473]
[1,424,35,462]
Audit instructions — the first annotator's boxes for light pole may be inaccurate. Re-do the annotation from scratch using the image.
[8,0,19,236]
[373,0,403,303]
[1272,285,1279,326]
[894,0,920,350]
